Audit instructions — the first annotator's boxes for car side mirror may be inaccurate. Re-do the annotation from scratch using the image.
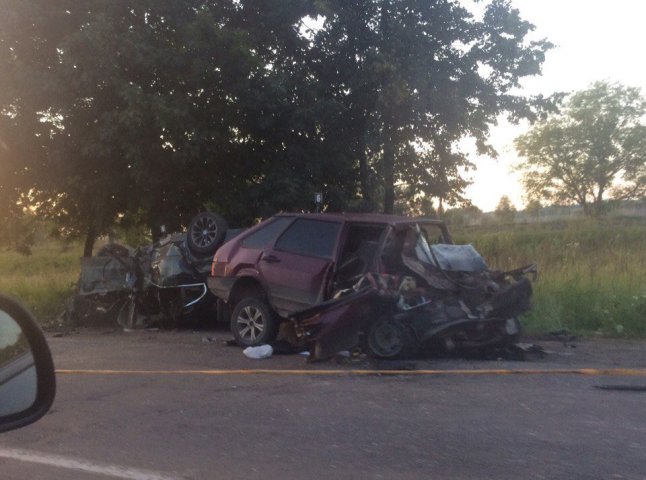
[0,294,56,433]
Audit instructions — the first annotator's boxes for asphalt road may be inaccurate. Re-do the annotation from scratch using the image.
[2,327,646,480]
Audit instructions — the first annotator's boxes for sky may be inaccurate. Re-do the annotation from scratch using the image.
[466,0,646,212]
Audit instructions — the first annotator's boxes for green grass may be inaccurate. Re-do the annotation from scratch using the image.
[0,241,81,323]
[452,217,646,336]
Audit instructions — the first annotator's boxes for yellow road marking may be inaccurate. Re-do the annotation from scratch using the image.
[55,368,646,376]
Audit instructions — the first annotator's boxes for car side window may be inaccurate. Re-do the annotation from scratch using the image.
[241,217,294,249]
[275,219,341,258]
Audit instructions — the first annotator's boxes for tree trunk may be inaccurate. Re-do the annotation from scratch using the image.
[383,140,395,214]
[148,193,165,242]
[358,136,373,209]
[83,223,97,258]
[149,217,162,243]
[593,186,606,216]
[380,0,395,214]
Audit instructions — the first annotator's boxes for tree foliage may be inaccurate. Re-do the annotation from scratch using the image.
[495,194,516,223]
[443,204,483,226]
[515,82,646,216]
[0,0,552,254]
[308,0,553,213]
[524,198,542,221]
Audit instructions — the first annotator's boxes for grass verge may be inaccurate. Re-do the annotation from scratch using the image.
[0,241,81,322]
[453,217,646,336]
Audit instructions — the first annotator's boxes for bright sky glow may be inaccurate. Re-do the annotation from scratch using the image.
[466,0,646,211]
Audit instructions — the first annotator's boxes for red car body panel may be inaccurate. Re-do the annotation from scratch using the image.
[207,213,451,318]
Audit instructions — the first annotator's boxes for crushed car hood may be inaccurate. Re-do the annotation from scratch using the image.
[289,225,537,361]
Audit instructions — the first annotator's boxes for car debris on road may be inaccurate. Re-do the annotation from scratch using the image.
[242,344,274,359]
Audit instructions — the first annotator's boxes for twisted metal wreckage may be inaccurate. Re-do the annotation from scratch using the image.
[62,212,233,329]
[63,212,537,360]
[289,226,537,360]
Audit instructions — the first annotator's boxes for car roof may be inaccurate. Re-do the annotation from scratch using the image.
[274,212,447,227]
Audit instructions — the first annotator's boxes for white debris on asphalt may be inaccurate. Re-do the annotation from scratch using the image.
[243,344,273,359]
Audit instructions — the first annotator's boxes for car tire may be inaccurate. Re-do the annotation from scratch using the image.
[230,297,278,347]
[366,318,420,359]
[187,211,228,256]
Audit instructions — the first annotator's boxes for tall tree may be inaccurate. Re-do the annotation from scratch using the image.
[515,82,646,216]
[308,0,553,213]
[0,0,353,252]
[1,1,206,254]
[1,0,554,251]
[219,0,357,221]
[0,1,319,252]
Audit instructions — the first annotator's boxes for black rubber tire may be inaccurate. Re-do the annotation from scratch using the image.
[230,297,279,347]
[366,318,420,359]
[187,211,228,256]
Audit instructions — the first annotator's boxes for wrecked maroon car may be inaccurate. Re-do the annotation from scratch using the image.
[208,213,536,359]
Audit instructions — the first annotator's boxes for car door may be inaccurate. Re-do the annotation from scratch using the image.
[258,218,342,316]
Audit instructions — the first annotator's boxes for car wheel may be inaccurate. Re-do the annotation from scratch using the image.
[230,297,278,347]
[366,318,419,359]
[187,211,228,256]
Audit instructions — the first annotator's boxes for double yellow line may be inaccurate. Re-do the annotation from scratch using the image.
[55,368,646,377]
